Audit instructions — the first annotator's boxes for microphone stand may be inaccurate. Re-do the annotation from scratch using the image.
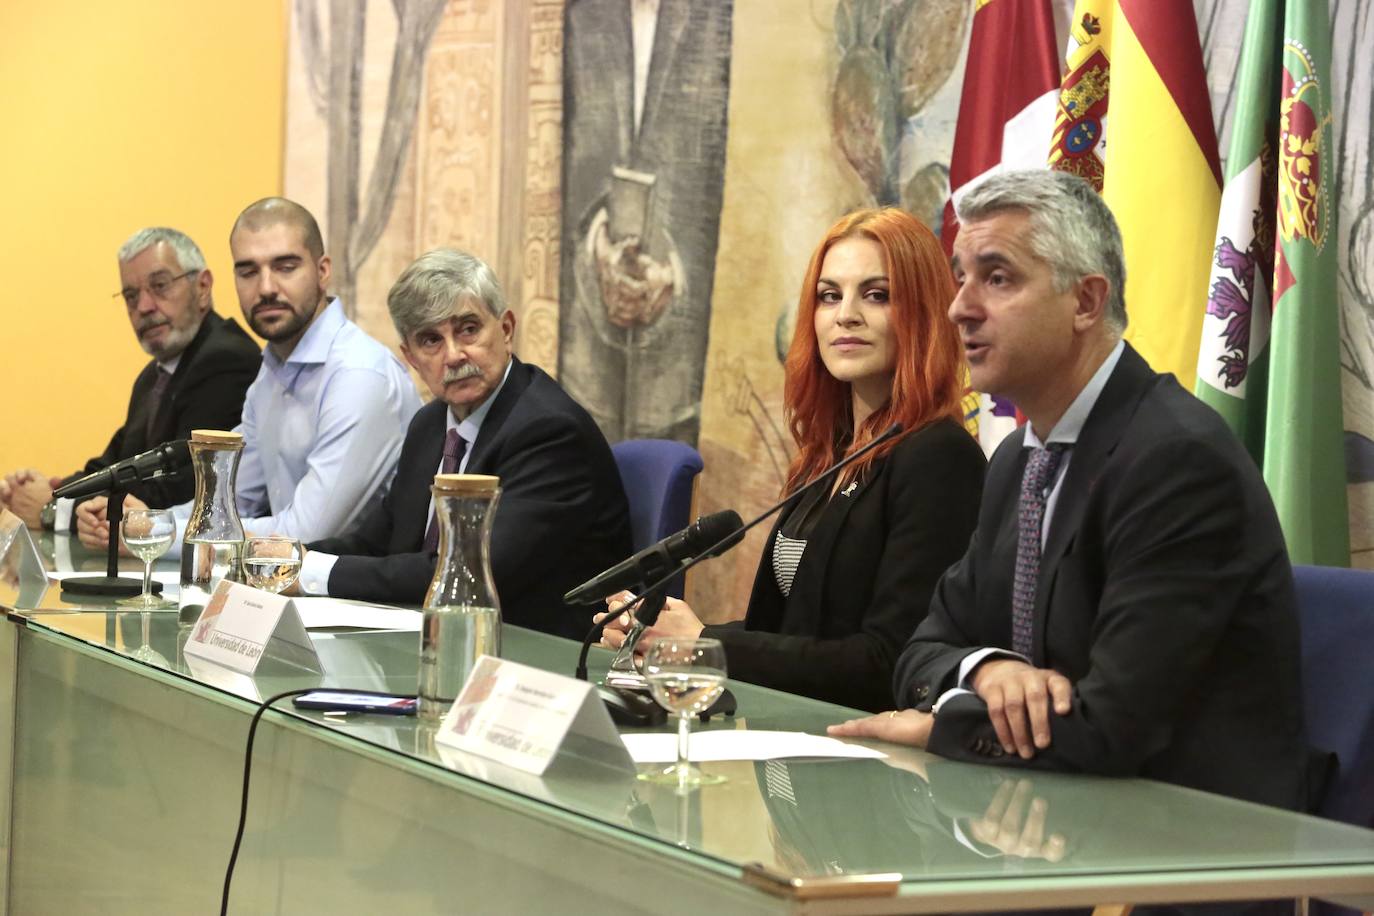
[61,485,161,599]
[575,422,904,716]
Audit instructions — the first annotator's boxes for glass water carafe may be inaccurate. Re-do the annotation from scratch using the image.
[418,473,503,721]
[178,429,245,624]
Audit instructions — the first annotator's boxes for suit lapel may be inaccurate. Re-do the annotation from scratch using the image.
[463,358,532,474]
[784,465,882,635]
[984,432,1029,651]
[1034,345,1157,654]
[144,313,216,447]
[400,402,449,549]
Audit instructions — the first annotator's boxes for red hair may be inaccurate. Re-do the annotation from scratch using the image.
[782,208,964,494]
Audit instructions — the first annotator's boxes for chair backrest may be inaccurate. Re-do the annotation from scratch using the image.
[1294,564,1374,827]
[611,439,704,599]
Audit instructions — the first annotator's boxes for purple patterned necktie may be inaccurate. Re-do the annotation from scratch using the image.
[144,368,172,440]
[423,428,467,553]
[1011,444,1068,658]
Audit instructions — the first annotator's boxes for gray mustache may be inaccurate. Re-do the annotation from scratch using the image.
[443,364,483,384]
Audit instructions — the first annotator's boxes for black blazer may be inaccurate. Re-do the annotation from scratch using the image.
[311,358,633,639]
[895,344,1311,810]
[703,418,985,712]
[64,311,261,509]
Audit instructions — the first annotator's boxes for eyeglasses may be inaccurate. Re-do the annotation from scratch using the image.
[114,270,196,307]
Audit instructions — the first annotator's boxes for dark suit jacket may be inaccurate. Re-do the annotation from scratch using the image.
[63,311,260,510]
[311,358,633,639]
[894,344,1310,810]
[703,419,984,712]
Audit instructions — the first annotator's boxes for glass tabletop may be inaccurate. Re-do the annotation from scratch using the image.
[4,533,1374,894]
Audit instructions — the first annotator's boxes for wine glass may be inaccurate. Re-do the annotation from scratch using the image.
[640,637,727,790]
[243,536,304,594]
[125,611,169,666]
[117,508,176,609]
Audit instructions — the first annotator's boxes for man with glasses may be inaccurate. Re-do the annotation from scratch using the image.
[76,198,421,552]
[0,228,261,531]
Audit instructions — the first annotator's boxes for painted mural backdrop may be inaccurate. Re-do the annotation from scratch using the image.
[285,0,1374,626]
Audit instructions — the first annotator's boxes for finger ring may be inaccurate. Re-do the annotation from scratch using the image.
[888,710,898,719]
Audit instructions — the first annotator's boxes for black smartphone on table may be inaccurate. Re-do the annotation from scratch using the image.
[292,690,418,716]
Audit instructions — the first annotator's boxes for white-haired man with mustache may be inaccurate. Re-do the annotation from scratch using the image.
[299,248,633,640]
[76,198,421,551]
[1,227,260,533]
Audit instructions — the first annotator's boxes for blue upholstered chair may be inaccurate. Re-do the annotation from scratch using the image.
[610,439,704,599]
[1294,564,1374,830]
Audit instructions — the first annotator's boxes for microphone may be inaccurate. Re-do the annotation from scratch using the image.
[54,439,192,501]
[575,422,904,686]
[564,509,744,606]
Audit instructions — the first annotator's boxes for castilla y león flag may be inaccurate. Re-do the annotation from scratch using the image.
[1049,0,1221,393]
[942,0,1060,452]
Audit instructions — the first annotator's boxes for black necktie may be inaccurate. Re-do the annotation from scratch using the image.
[144,367,172,441]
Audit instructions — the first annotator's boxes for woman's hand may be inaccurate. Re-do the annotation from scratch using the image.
[594,592,706,652]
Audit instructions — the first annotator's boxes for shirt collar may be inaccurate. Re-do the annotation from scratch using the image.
[157,353,182,375]
[1024,340,1125,449]
[447,357,514,444]
[262,297,345,370]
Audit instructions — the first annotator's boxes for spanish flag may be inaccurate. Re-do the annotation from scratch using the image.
[1049,0,1221,391]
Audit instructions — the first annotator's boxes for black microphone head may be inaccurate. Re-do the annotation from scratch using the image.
[162,439,192,469]
[688,509,744,558]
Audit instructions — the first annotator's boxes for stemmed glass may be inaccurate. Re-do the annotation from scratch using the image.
[126,611,169,666]
[640,637,727,790]
[242,536,304,594]
[117,508,176,609]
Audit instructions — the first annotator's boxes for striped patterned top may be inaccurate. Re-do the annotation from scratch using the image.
[772,530,807,597]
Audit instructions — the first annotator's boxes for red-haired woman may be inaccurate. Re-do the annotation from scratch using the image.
[601,209,984,711]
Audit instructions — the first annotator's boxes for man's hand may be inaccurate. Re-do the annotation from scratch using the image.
[827,709,935,748]
[595,592,705,652]
[970,658,1073,759]
[1,469,58,529]
[76,494,148,554]
[966,777,1068,862]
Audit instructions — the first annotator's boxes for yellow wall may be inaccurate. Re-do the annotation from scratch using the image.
[0,1,286,477]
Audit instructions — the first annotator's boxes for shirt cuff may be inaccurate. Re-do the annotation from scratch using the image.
[54,497,74,532]
[956,646,1030,688]
[931,686,975,714]
[931,647,1032,715]
[299,551,338,596]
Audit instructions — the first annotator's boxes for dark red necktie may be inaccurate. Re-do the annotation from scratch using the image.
[423,429,467,553]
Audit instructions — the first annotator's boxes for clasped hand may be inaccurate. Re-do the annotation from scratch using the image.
[970,658,1072,759]
[0,469,61,529]
[826,659,1071,756]
[594,590,704,652]
[75,494,149,554]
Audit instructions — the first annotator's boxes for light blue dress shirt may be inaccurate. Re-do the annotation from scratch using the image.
[173,298,421,545]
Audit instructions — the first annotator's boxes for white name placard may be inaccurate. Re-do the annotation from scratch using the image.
[0,517,48,607]
[183,580,322,675]
[435,656,632,776]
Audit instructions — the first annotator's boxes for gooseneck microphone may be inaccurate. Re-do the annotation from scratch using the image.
[54,439,192,502]
[564,509,745,606]
[574,422,905,688]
